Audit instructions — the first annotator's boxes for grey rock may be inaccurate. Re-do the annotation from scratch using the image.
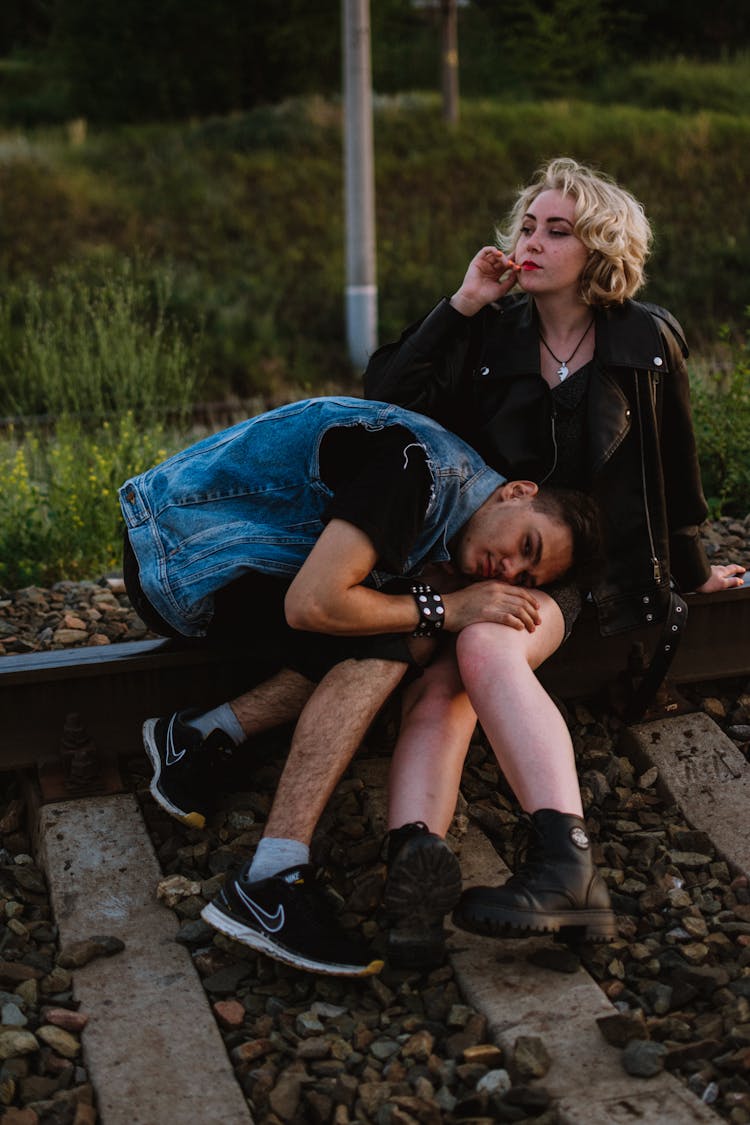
[370,1038,400,1061]
[201,961,254,994]
[0,1003,27,1027]
[476,1068,512,1096]
[621,1039,668,1078]
[174,919,214,946]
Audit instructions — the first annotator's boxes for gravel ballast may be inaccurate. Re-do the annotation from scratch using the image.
[0,514,747,1124]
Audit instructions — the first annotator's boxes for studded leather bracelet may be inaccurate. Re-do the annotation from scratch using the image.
[410,583,446,637]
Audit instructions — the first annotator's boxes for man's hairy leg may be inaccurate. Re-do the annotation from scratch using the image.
[263,657,410,845]
[228,668,316,738]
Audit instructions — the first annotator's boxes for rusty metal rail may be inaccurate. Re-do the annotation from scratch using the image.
[538,584,750,696]
[1,585,749,787]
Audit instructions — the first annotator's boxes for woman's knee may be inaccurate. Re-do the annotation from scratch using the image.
[456,610,564,682]
[456,622,521,680]
[400,658,471,724]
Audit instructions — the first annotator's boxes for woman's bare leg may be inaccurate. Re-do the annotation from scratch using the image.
[387,640,477,835]
[451,596,617,939]
[455,592,580,815]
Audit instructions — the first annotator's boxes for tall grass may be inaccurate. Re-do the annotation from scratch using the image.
[0,414,179,589]
[1,332,748,591]
[0,261,200,418]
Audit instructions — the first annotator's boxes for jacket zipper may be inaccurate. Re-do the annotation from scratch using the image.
[634,373,662,583]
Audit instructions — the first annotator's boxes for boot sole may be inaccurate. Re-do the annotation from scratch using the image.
[384,837,462,968]
[201,903,384,977]
[143,719,206,829]
[453,901,617,943]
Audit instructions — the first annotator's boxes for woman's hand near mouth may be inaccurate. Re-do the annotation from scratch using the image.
[450,246,521,317]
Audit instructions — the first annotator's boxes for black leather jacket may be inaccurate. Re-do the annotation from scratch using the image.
[364,294,711,636]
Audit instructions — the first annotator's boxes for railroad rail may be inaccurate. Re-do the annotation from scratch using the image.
[2,583,749,781]
[0,585,749,1123]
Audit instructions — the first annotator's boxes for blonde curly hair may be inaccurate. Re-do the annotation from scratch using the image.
[497,157,652,307]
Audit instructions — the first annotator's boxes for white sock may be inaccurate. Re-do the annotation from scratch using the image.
[247,837,310,882]
[186,703,245,746]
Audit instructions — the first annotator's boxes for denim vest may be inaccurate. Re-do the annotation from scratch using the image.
[119,397,504,636]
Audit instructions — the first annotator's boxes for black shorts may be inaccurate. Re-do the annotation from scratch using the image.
[543,580,582,641]
[122,532,419,683]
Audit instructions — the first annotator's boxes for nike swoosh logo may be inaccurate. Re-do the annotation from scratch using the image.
[235,884,285,932]
[164,714,187,766]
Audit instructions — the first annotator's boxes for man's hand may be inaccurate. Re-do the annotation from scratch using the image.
[443,581,542,633]
[449,246,520,318]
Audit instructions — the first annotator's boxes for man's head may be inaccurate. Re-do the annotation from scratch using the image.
[452,481,602,589]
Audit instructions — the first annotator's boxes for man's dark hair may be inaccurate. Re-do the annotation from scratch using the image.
[531,487,604,589]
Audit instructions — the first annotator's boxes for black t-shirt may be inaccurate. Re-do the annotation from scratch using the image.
[320,424,432,573]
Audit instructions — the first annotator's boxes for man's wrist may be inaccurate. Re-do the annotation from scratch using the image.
[409,583,446,637]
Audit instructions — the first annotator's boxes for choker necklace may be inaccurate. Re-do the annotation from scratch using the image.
[538,318,594,381]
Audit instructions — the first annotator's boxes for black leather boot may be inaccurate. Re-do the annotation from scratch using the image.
[383,822,462,968]
[452,809,616,941]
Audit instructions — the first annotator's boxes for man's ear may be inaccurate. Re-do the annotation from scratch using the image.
[498,480,539,502]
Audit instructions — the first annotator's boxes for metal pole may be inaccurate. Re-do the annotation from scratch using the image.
[441,0,459,127]
[342,0,377,370]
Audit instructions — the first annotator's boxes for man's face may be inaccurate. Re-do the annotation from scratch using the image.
[453,484,573,589]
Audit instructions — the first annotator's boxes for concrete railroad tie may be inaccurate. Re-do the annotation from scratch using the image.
[34,713,745,1125]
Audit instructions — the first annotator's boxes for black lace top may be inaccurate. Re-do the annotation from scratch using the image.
[546,360,594,490]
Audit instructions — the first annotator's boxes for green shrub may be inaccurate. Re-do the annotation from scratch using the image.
[691,324,750,516]
[1,95,750,389]
[0,57,71,126]
[0,413,179,588]
[597,54,750,116]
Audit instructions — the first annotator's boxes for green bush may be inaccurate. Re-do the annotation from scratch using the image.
[691,323,750,516]
[0,413,179,588]
[1,94,750,392]
[596,54,750,115]
[0,57,71,126]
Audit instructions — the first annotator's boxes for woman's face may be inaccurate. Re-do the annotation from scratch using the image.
[514,188,589,299]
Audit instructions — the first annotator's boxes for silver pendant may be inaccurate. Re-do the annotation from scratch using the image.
[557,362,569,381]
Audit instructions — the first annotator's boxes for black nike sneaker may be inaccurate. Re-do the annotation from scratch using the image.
[201,862,384,977]
[383,822,462,969]
[142,709,235,829]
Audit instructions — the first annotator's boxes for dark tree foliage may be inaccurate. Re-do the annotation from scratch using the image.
[610,0,750,57]
[0,0,53,55]
[49,0,341,123]
[2,0,750,124]
[471,0,750,61]
[463,0,619,96]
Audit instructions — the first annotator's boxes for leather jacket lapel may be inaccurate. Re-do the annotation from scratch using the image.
[587,365,631,474]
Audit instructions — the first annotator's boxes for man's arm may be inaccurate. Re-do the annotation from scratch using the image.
[284,519,542,636]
